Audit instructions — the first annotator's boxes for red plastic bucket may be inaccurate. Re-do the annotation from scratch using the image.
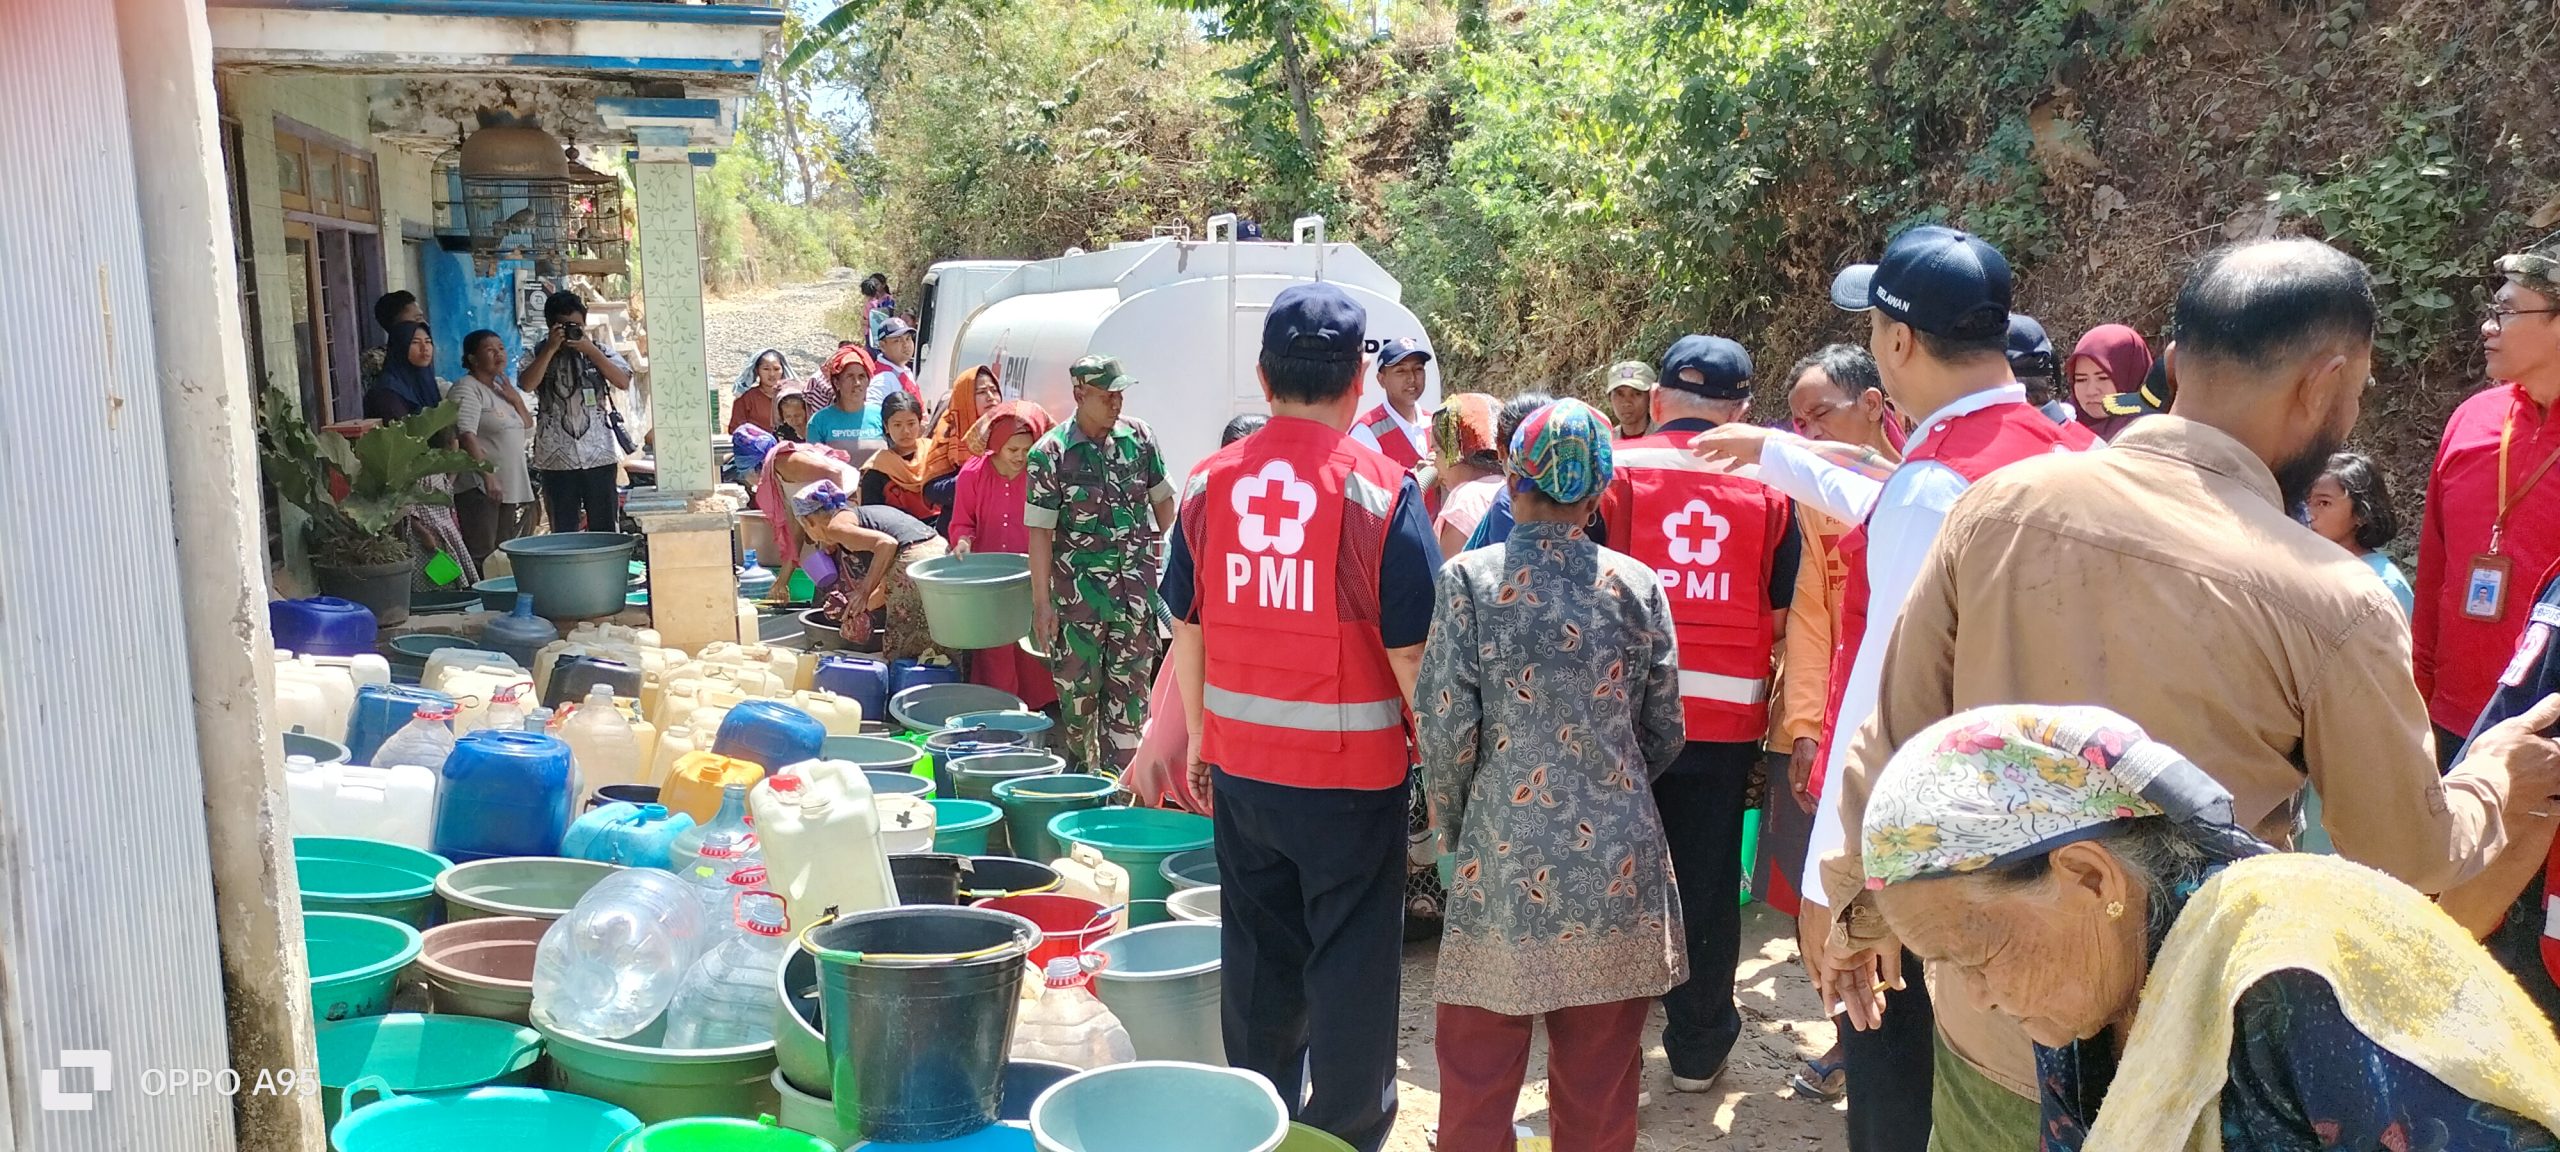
[974,892,1113,969]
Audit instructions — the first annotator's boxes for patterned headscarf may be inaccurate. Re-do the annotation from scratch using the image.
[731,422,777,475]
[1432,393,1502,472]
[1862,705,2272,889]
[1506,398,1615,504]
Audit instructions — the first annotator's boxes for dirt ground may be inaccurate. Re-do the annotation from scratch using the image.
[1387,904,1846,1151]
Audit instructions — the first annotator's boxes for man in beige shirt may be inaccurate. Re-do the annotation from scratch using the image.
[1819,239,2560,1135]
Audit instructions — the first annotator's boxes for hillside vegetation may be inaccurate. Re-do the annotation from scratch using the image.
[710,0,2560,495]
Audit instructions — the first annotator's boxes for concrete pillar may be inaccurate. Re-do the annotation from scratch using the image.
[627,129,738,650]
[111,0,317,1150]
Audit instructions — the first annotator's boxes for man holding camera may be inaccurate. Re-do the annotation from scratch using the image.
[519,289,633,533]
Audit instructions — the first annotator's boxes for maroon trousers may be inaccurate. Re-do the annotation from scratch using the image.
[1433,998,1650,1152]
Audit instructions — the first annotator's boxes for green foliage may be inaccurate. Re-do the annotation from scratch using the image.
[257,391,486,565]
[2267,106,2490,366]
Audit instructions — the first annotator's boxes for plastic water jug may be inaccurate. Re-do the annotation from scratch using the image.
[439,665,538,735]
[751,766,898,929]
[347,685,455,765]
[561,685,649,792]
[568,620,664,652]
[273,656,357,741]
[282,649,392,689]
[629,711,659,777]
[813,656,891,722]
[1012,956,1135,1069]
[371,706,458,775]
[661,890,790,1050]
[483,598,560,669]
[698,643,806,695]
[654,679,747,732]
[433,730,577,861]
[531,868,713,1039]
[710,700,828,769]
[661,751,766,825]
[484,685,529,735]
[877,793,937,854]
[284,758,438,849]
[670,783,755,876]
[736,550,777,601]
[269,596,377,656]
[781,690,862,738]
[561,802,695,869]
[649,724,700,789]
[422,648,518,692]
[1052,845,1130,932]
[890,658,962,696]
[545,657,641,710]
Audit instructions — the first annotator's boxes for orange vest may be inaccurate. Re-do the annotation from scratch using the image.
[1611,433,1790,744]
[1194,417,1410,790]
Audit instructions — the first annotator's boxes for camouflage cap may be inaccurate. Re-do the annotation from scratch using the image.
[2497,231,2560,297]
[1603,360,1656,393]
[1068,354,1139,392]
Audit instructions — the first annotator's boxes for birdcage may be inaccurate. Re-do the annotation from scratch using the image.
[454,121,627,278]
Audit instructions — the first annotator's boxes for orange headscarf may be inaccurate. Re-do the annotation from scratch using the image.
[921,365,997,482]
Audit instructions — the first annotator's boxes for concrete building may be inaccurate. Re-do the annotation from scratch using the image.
[0,2,778,1148]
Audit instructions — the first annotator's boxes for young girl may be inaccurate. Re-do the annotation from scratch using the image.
[948,399,1061,711]
[775,392,810,442]
[859,390,944,525]
[2302,450,2412,613]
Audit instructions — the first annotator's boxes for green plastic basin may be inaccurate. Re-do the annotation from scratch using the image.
[296,837,454,929]
[329,1080,639,1152]
[436,857,619,922]
[991,773,1120,864]
[907,552,1034,650]
[931,798,1004,854]
[1278,1121,1357,1151]
[1047,808,1214,926]
[499,532,640,621]
[617,1115,836,1152]
[317,1012,543,1129]
[305,911,424,1023]
[531,1008,778,1125]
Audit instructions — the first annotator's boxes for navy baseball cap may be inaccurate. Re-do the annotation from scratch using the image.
[1831,225,2013,338]
[1658,335,1753,399]
[2006,314,2057,376]
[1263,283,1367,363]
[1378,337,1432,367]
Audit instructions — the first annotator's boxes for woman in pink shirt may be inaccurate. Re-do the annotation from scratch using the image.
[949,400,1060,711]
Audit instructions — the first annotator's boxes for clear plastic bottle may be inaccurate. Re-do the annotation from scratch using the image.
[484,685,528,735]
[530,868,713,1039]
[669,783,753,875]
[561,685,647,792]
[525,706,556,733]
[736,549,777,601]
[371,704,459,773]
[1010,956,1134,1069]
[662,891,790,1050]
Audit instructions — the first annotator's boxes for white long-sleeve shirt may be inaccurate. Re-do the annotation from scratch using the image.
[1758,437,1887,525]
[1800,384,2035,903]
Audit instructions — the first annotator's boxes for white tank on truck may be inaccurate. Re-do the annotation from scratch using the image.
[915,215,1439,481]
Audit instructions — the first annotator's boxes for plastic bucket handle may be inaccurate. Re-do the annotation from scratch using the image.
[338,1074,397,1119]
[796,911,1024,967]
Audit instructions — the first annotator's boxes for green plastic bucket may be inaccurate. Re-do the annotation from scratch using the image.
[991,774,1119,864]
[329,1078,639,1152]
[907,552,1035,650]
[1047,808,1214,926]
[1028,1062,1287,1152]
[306,911,424,1023]
[949,752,1063,851]
[613,1114,835,1152]
[1276,1122,1356,1151]
[931,799,1004,855]
[769,1070,850,1149]
[437,857,620,922]
[316,1013,542,1129]
[531,1007,778,1125]
[296,837,454,929]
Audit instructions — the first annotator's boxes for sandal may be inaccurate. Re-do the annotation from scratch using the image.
[1789,1053,1847,1101]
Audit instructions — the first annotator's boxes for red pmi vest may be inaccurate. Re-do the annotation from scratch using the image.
[1357,404,1426,470]
[1806,401,2100,794]
[1614,433,1791,744]
[1195,417,1411,790]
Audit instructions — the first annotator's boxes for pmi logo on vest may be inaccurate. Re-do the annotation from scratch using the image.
[1659,498,1736,600]
[1226,459,1322,611]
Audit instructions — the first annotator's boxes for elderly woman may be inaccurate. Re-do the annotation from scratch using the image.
[1863,705,2560,1152]
[797,480,948,661]
[1418,398,1688,1152]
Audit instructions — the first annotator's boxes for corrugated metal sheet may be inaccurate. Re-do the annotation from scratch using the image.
[0,0,240,1148]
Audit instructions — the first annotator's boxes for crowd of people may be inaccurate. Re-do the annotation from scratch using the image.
[711,233,2560,1151]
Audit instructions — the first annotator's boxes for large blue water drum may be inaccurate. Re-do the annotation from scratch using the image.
[709,699,828,769]
[347,684,456,765]
[433,731,575,861]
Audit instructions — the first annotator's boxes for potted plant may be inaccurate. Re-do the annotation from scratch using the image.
[258,389,488,626]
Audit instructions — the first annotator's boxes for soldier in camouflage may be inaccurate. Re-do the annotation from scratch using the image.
[1026,355,1179,775]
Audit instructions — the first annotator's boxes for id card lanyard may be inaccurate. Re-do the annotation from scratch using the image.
[2468,396,2560,621]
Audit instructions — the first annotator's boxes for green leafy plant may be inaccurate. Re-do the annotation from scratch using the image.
[256,390,487,567]
[2267,106,2489,366]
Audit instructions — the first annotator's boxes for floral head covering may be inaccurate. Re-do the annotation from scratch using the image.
[731,422,777,474]
[1862,705,2270,888]
[1506,398,1615,504]
[1431,393,1502,472]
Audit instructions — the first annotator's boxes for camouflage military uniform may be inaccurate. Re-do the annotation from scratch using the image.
[1025,415,1175,775]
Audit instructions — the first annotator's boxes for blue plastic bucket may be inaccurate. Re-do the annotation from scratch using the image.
[1027,1062,1286,1152]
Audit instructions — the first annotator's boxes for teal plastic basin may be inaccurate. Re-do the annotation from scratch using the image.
[499,533,640,621]
[305,911,424,1023]
[295,837,454,929]
[932,799,1005,854]
[907,552,1034,650]
[1047,808,1214,926]
[316,1012,542,1129]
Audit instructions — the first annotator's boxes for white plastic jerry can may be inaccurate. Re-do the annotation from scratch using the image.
[443,665,539,733]
[422,648,516,693]
[273,655,358,740]
[785,690,863,738]
[1052,845,1131,932]
[752,762,898,928]
[285,757,438,848]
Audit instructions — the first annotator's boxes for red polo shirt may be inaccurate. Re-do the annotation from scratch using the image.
[2414,382,2560,734]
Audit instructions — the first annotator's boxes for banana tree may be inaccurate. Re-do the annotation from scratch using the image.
[256,389,487,567]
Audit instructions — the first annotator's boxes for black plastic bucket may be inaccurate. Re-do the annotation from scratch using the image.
[804,905,1039,1143]
[889,853,971,906]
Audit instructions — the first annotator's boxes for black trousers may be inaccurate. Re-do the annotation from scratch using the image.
[1212,768,1405,1152]
[538,463,619,534]
[2435,722,2467,773]
[1654,740,1756,1079]
[1838,948,1935,1152]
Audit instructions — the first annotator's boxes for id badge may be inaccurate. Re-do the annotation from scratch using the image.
[2463,553,2514,622]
